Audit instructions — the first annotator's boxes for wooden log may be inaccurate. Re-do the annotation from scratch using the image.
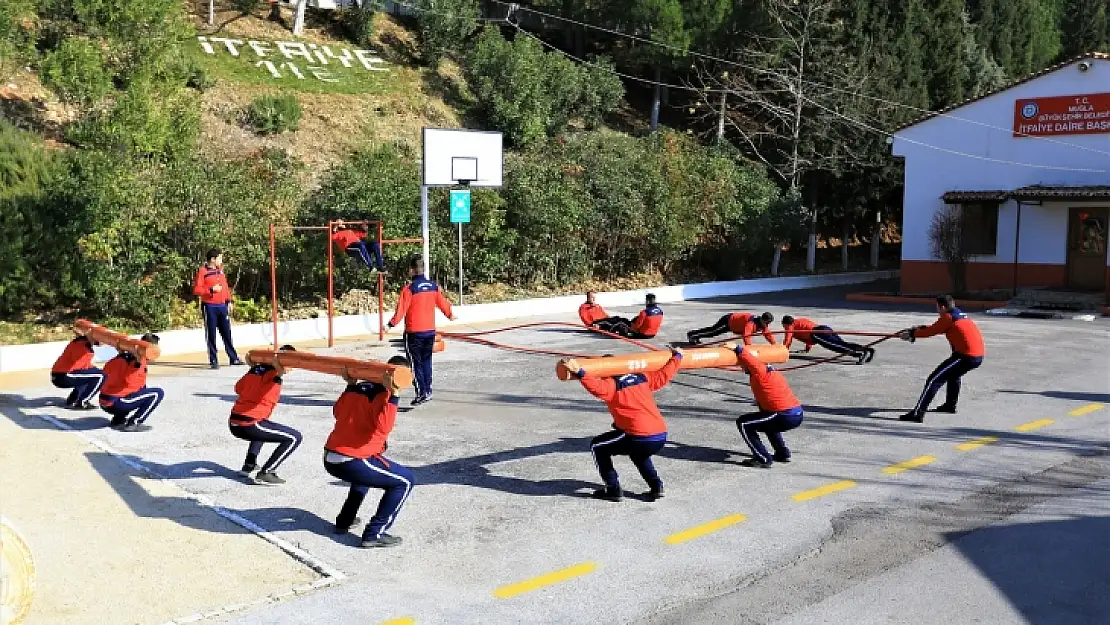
[246,349,413,391]
[555,344,789,381]
[74,319,161,361]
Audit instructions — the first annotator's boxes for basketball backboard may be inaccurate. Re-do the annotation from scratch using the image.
[422,128,504,187]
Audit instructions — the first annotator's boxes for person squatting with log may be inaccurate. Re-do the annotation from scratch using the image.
[564,347,684,502]
[332,220,386,273]
[387,256,456,406]
[898,295,985,423]
[99,334,164,432]
[782,315,875,365]
[687,311,776,346]
[726,342,805,468]
[228,345,303,486]
[51,330,104,410]
[323,356,414,549]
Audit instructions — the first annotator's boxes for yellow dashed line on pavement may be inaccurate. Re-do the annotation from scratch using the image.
[882,455,937,475]
[956,436,999,451]
[378,618,416,625]
[1015,419,1054,432]
[664,514,747,545]
[493,562,599,599]
[1069,403,1105,416]
[792,480,856,502]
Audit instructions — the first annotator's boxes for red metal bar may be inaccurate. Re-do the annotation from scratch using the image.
[378,220,385,342]
[269,223,279,350]
[380,238,425,244]
[273,226,331,231]
[327,220,335,348]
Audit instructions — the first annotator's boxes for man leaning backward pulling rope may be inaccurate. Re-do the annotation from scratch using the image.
[386,257,455,406]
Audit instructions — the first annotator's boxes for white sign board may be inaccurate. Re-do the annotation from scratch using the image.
[422,128,504,187]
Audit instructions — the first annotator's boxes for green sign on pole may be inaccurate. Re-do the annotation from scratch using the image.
[450,190,471,223]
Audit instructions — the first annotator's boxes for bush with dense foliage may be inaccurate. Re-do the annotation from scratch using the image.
[245,94,303,135]
[415,0,480,66]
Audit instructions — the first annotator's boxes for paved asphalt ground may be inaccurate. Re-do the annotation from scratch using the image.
[4,282,1108,625]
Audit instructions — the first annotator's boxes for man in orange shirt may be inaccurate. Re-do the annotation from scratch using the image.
[627,293,664,339]
[578,291,612,327]
[898,295,986,423]
[51,330,104,409]
[332,220,385,273]
[99,334,164,432]
[323,356,413,548]
[565,347,683,501]
[229,345,301,485]
[193,248,243,370]
[782,315,874,365]
[687,311,776,345]
[386,257,455,406]
[727,342,804,468]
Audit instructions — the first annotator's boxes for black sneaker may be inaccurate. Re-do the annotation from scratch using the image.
[230,359,245,366]
[740,458,773,468]
[334,516,363,534]
[76,401,98,411]
[410,395,427,407]
[898,411,925,423]
[592,487,623,502]
[360,534,403,548]
[933,404,957,414]
[254,471,286,485]
[239,464,257,477]
[865,348,876,363]
[646,487,665,502]
[686,333,700,346]
[210,363,220,370]
[110,415,127,428]
[121,423,153,433]
[771,454,792,463]
[855,351,868,365]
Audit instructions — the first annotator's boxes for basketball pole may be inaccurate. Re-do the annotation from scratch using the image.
[458,220,464,305]
[421,184,430,277]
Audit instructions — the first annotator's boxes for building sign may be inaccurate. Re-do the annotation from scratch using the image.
[197,36,388,83]
[1013,93,1110,137]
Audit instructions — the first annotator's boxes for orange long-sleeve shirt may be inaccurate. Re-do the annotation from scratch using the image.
[325,383,398,458]
[579,302,609,326]
[729,313,777,345]
[99,353,148,400]
[230,366,283,425]
[52,337,96,373]
[388,275,452,335]
[193,265,231,305]
[577,354,681,436]
[783,317,818,349]
[913,308,985,358]
[630,304,663,337]
[739,348,800,413]
[331,228,363,250]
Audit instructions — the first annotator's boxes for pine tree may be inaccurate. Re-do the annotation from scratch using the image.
[1061,0,1108,57]
[923,0,970,108]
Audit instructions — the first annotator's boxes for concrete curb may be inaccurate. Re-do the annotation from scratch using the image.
[0,270,897,373]
[845,292,1002,310]
[25,410,346,625]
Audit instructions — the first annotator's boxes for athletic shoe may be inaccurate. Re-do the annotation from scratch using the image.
[210,363,220,370]
[230,359,245,366]
[254,471,286,485]
[865,348,876,363]
[898,411,925,423]
[686,333,700,346]
[771,454,792,463]
[855,351,868,365]
[410,395,426,407]
[334,516,363,534]
[740,458,772,468]
[592,487,623,502]
[121,423,153,433]
[110,416,127,428]
[646,487,665,502]
[933,404,958,414]
[360,534,403,548]
[76,401,98,410]
[239,464,257,477]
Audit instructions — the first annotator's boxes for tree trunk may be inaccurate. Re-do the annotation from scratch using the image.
[841,217,850,271]
[293,0,307,36]
[208,0,215,25]
[771,244,783,277]
[870,214,881,268]
[716,91,727,142]
[651,66,662,131]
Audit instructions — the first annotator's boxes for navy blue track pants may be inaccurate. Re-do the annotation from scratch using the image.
[914,353,983,413]
[404,332,435,397]
[101,387,165,427]
[51,368,106,405]
[736,408,803,463]
[325,454,414,540]
[590,429,666,491]
[345,241,385,271]
[202,303,239,366]
[229,419,303,473]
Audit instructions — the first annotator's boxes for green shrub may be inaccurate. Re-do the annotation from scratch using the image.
[39,37,113,107]
[245,94,302,135]
[338,4,374,47]
[416,0,479,66]
[231,297,271,323]
[233,0,262,16]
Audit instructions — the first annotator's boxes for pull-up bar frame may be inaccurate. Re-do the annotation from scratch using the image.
[268,220,423,349]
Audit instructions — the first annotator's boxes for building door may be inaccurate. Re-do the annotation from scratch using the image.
[1066,207,1108,291]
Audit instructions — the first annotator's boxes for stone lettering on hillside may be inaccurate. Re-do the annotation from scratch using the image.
[197,36,388,82]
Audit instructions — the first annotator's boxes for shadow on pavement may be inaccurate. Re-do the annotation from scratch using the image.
[997,389,1110,404]
[948,515,1110,624]
[192,392,337,408]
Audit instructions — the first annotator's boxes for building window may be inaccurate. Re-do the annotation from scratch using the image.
[961,202,999,255]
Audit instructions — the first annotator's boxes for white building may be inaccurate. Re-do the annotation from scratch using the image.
[891,52,1110,301]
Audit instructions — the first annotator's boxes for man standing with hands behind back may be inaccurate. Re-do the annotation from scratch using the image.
[387,256,455,406]
[194,248,244,370]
